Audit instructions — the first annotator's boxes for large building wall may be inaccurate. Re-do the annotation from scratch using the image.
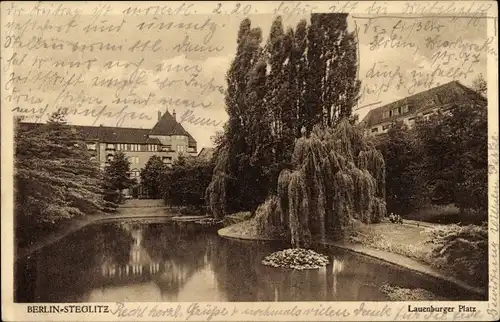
[94,138,193,182]
[365,108,440,136]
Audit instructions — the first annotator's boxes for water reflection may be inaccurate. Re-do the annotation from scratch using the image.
[15,221,477,302]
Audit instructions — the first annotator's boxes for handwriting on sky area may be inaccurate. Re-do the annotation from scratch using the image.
[1,2,497,125]
[2,2,229,127]
[357,15,496,106]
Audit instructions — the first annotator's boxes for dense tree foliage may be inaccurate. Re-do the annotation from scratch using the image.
[208,14,361,217]
[163,156,214,210]
[379,94,488,218]
[414,101,488,215]
[377,122,427,215]
[102,151,136,203]
[14,112,111,247]
[140,155,167,199]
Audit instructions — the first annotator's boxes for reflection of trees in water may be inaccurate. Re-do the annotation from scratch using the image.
[141,222,213,300]
[206,239,307,301]
[16,223,133,302]
[207,240,358,302]
[18,222,459,303]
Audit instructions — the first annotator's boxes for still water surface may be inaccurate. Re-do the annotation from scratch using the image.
[15,221,472,302]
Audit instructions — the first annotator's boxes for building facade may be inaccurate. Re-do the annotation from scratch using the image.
[361,81,486,135]
[20,110,197,194]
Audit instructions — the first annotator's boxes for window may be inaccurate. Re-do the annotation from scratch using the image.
[371,127,379,133]
[162,156,172,164]
[87,143,96,151]
[128,156,139,164]
[106,143,115,150]
[392,108,399,116]
[130,170,140,178]
[383,111,390,119]
[402,105,409,114]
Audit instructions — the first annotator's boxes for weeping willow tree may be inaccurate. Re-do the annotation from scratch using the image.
[206,147,230,220]
[258,119,386,247]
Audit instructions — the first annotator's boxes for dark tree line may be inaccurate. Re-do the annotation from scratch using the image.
[378,96,488,219]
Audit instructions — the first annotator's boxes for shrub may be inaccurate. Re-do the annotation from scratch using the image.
[163,156,214,210]
[425,223,488,287]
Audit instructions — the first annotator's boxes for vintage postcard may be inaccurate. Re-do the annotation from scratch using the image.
[1,1,499,321]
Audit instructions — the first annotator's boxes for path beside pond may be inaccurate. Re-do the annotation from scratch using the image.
[218,219,486,298]
[16,200,176,260]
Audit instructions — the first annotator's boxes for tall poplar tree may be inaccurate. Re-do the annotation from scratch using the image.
[208,20,266,215]
[209,13,363,218]
[294,20,309,136]
[304,13,360,130]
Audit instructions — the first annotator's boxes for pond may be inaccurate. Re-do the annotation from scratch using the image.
[15,221,476,302]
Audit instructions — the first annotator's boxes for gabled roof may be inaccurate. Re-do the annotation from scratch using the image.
[197,147,215,160]
[150,111,197,147]
[361,81,486,128]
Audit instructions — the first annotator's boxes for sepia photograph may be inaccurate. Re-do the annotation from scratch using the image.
[1,1,498,321]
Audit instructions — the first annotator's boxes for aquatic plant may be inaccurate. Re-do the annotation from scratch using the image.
[261,248,329,270]
[380,284,446,301]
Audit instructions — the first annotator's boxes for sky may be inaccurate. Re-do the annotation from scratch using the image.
[5,9,490,149]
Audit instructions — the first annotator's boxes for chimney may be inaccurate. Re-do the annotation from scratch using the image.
[173,109,176,121]
[157,111,162,121]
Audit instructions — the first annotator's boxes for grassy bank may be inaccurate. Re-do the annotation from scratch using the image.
[348,221,487,289]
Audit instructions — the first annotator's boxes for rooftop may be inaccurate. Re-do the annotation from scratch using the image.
[19,111,197,146]
[361,81,486,128]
